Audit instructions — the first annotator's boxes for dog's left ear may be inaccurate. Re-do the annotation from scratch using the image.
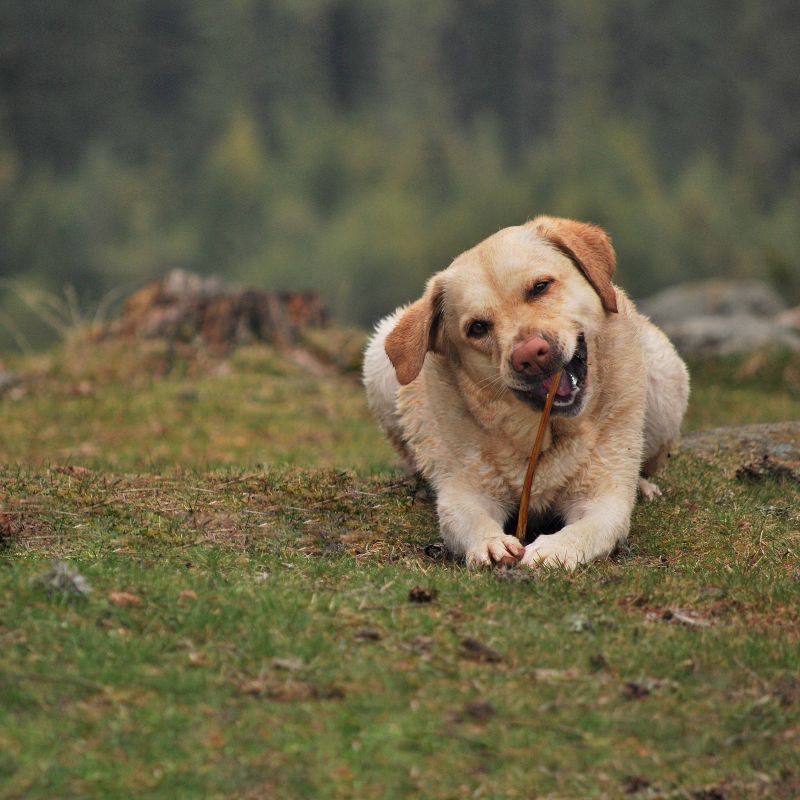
[385,275,446,386]
[533,216,618,313]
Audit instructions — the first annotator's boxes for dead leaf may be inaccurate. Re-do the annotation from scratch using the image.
[238,677,343,702]
[239,678,269,696]
[354,628,382,642]
[408,585,437,603]
[623,682,651,700]
[567,613,593,632]
[650,607,713,627]
[53,465,93,478]
[623,677,677,700]
[623,775,652,795]
[691,789,726,800]
[179,589,198,602]
[271,657,305,672]
[206,728,225,749]
[188,651,207,667]
[460,637,502,663]
[409,635,433,654]
[589,653,609,672]
[667,608,712,627]
[452,701,496,723]
[532,668,580,681]
[109,590,142,607]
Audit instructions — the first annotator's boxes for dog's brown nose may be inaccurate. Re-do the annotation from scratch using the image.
[511,335,550,376]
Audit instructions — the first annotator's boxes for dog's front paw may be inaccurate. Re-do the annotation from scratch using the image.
[521,534,583,570]
[466,535,525,569]
[637,477,662,501]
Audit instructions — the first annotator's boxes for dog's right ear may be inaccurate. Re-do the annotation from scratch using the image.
[385,276,446,386]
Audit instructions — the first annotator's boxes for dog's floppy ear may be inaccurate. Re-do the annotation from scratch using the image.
[533,216,618,313]
[385,276,446,385]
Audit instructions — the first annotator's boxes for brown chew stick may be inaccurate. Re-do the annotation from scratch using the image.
[515,370,563,542]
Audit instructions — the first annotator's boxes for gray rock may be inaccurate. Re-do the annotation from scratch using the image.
[661,314,800,358]
[639,280,785,327]
[681,421,800,462]
[0,371,20,393]
[34,560,93,598]
[775,306,800,331]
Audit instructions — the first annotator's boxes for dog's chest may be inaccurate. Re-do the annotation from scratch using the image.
[475,425,588,510]
[399,371,593,510]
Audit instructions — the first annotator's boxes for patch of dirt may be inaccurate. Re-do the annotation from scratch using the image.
[735,455,800,484]
[681,422,800,464]
[0,501,53,549]
[0,510,18,546]
[237,677,344,702]
[494,566,536,583]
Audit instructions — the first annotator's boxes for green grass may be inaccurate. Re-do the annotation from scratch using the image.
[1,338,800,799]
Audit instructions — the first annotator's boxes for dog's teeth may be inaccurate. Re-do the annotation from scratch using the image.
[569,372,578,388]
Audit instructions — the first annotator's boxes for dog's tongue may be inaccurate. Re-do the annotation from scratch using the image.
[542,372,573,398]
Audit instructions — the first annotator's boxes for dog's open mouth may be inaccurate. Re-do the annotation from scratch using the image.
[512,333,588,415]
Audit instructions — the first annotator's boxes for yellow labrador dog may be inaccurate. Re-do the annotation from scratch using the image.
[363,216,689,569]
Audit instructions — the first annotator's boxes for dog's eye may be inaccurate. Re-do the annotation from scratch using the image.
[527,280,552,300]
[467,320,492,338]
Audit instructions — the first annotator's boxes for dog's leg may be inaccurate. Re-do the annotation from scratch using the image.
[637,476,662,500]
[436,480,524,568]
[637,442,673,501]
[521,492,634,570]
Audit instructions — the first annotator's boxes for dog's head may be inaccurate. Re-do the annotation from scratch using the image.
[385,216,618,417]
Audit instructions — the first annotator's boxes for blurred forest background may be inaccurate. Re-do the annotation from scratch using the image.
[1,0,799,350]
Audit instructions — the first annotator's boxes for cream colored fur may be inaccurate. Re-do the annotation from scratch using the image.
[363,219,689,569]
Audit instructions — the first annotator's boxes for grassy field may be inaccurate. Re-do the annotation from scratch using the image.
[1,337,799,799]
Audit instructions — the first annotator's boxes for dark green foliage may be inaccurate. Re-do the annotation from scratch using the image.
[1,1,799,349]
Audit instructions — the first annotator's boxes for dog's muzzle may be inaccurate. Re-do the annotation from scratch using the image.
[511,333,588,416]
